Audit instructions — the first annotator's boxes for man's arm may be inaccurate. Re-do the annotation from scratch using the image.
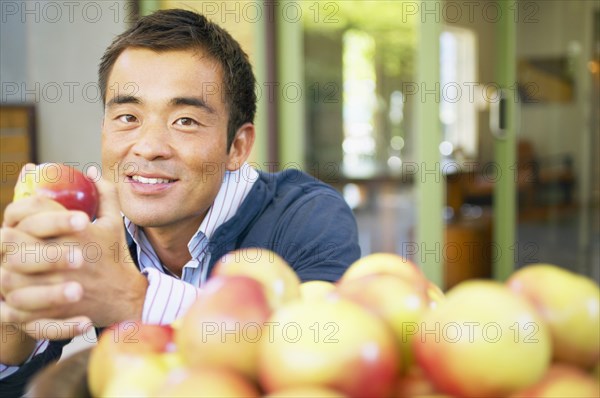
[0,323,36,366]
[273,188,361,282]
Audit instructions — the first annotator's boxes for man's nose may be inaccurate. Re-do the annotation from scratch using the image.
[131,121,173,160]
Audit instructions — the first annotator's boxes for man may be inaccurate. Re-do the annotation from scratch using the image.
[0,9,360,396]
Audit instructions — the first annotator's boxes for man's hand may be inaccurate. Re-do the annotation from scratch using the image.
[0,166,148,340]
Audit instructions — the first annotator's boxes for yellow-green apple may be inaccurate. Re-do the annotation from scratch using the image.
[155,366,260,397]
[100,357,172,398]
[176,275,271,380]
[335,273,430,372]
[212,248,301,308]
[299,280,336,303]
[340,253,427,291]
[87,321,175,397]
[507,263,600,369]
[414,280,551,397]
[510,363,600,397]
[258,298,399,398]
[263,386,345,397]
[13,163,99,220]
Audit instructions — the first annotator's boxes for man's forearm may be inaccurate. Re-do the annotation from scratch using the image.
[0,323,36,366]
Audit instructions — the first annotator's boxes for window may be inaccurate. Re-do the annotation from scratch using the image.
[440,26,478,159]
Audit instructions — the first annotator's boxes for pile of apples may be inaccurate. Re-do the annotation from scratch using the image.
[87,250,600,397]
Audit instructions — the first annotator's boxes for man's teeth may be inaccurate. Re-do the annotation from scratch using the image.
[131,175,173,184]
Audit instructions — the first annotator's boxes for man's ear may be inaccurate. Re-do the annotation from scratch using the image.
[226,122,255,171]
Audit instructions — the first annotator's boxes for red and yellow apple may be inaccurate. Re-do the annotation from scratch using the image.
[155,366,260,397]
[263,386,345,397]
[13,163,99,220]
[507,263,600,369]
[335,273,430,372]
[299,280,336,303]
[340,253,427,291]
[258,298,399,398]
[510,363,600,397]
[176,275,271,380]
[394,366,439,397]
[212,248,301,309]
[87,321,175,397]
[414,280,551,397]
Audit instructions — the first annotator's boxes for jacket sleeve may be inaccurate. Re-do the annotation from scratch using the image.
[272,190,361,282]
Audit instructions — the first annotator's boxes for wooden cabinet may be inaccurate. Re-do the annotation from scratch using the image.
[0,104,37,224]
[444,213,493,290]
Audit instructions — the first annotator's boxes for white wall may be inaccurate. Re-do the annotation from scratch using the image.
[516,0,596,186]
[1,1,128,167]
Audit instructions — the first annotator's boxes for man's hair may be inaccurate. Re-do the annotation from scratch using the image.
[98,8,256,149]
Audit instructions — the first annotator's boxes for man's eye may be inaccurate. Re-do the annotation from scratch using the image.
[118,114,137,123]
[174,117,198,127]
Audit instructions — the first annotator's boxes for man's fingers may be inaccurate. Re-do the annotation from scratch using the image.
[0,228,84,274]
[26,317,93,340]
[14,210,89,239]
[87,166,122,221]
[0,300,35,324]
[4,281,83,312]
[3,195,66,228]
[2,317,93,340]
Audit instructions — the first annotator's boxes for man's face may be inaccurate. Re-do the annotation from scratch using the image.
[101,48,234,230]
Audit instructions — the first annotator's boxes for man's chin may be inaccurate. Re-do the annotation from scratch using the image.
[122,211,171,229]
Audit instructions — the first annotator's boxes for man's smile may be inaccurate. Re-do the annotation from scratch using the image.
[130,175,176,184]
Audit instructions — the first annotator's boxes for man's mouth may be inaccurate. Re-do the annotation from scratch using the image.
[130,175,176,184]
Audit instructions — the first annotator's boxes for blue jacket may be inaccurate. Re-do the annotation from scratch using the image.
[1,169,360,396]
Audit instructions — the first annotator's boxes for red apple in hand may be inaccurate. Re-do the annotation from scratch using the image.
[13,163,99,220]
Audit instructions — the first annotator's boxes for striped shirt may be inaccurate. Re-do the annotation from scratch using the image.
[0,163,258,379]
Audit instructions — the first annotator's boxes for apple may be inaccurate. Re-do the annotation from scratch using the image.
[13,163,99,220]
[414,280,551,397]
[510,363,600,397]
[258,298,399,398]
[263,386,345,397]
[340,253,427,291]
[335,273,431,372]
[426,281,445,309]
[87,321,175,397]
[507,263,600,369]
[394,366,439,397]
[176,275,271,380]
[100,356,173,397]
[299,280,336,303]
[155,366,260,397]
[156,367,258,396]
[212,247,301,308]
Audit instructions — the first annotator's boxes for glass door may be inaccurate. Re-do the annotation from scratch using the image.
[512,1,598,281]
[441,0,599,284]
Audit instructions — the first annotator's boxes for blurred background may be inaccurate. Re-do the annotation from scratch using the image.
[1,0,599,293]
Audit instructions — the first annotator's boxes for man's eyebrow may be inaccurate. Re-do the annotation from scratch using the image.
[105,95,141,108]
[170,97,216,114]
